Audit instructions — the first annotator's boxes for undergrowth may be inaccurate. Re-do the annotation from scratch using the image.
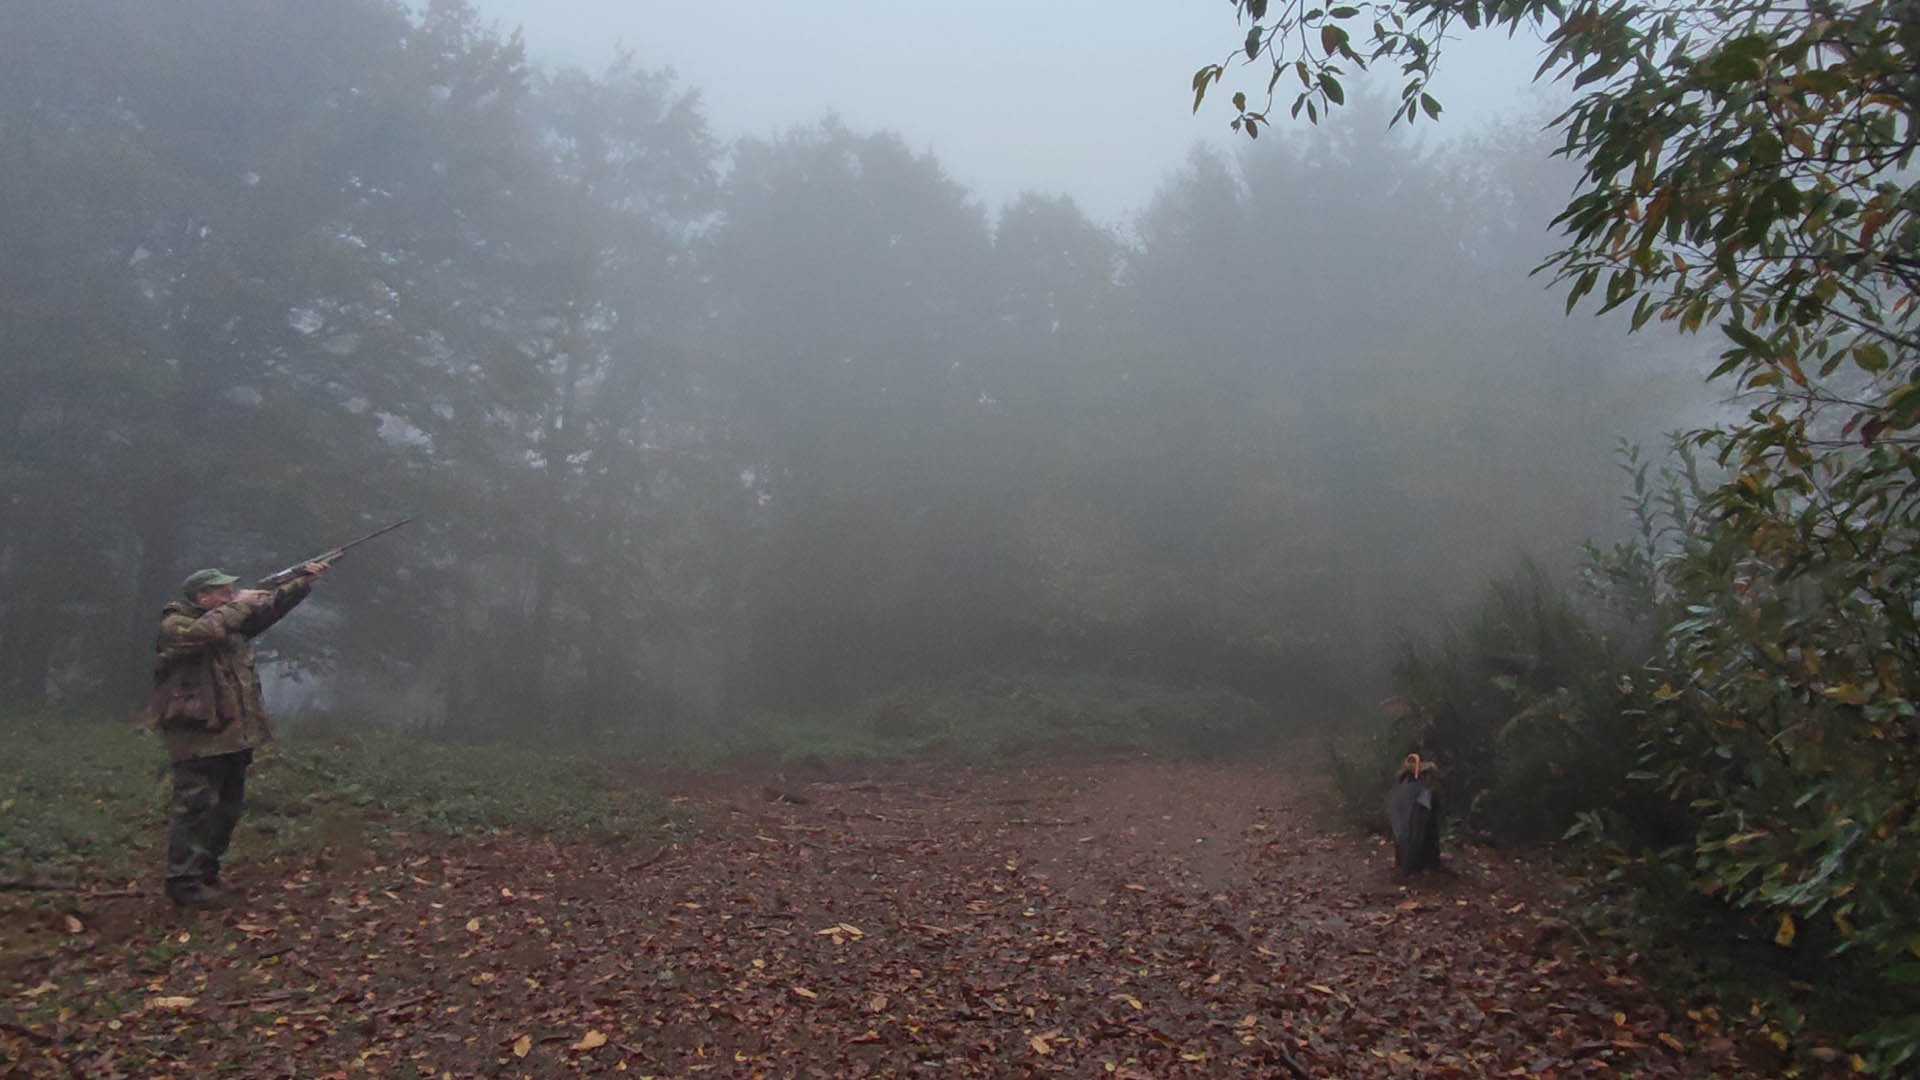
[1326,562,1643,844]
[1326,541,1915,1074]
[673,668,1303,766]
[0,712,677,885]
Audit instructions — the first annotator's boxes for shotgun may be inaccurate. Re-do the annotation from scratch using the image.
[256,518,412,588]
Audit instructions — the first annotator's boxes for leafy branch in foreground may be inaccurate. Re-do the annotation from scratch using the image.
[1205,0,1918,446]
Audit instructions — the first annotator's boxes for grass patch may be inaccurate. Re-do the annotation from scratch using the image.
[257,729,672,839]
[671,668,1308,766]
[0,713,167,883]
[0,711,678,886]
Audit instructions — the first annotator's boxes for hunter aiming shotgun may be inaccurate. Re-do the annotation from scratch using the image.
[149,523,411,907]
[256,517,412,588]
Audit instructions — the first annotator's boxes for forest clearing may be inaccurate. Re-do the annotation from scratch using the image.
[7,0,1917,1073]
[2,753,1832,1079]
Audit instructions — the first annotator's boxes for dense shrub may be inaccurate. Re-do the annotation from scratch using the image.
[1592,441,1920,1070]
[1367,442,1920,1071]
[1330,562,1643,844]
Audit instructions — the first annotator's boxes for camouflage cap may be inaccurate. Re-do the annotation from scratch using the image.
[180,568,240,597]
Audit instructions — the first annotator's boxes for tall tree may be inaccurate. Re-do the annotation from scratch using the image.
[705,121,1010,703]
[0,0,723,732]
[0,0,429,703]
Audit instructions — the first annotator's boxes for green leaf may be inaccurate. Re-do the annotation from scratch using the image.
[1565,267,1598,313]
[1708,351,1746,380]
[1320,72,1345,105]
[1721,322,1769,354]
[1631,295,1656,332]
[1419,93,1442,119]
[1853,342,1890,374]
[1886,384,1920,430]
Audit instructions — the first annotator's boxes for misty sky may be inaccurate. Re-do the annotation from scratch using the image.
[467,0,1562,226]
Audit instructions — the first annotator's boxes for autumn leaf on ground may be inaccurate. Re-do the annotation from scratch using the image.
[2,755,1834,1080]
[571,1030,607,1052]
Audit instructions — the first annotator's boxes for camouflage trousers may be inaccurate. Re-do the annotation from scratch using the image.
[165,749,252,896]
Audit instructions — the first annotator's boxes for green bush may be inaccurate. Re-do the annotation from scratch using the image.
[1367,440,1920,1072]
[1590,440,1920,1072]
[1331,561,1641,844]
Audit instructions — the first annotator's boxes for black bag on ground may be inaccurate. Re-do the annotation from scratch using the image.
[1385,753,1441,873]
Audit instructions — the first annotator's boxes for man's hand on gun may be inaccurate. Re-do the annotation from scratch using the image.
[236,562,328,606]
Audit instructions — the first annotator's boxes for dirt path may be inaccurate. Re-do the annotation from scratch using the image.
[3,755,1806,1078]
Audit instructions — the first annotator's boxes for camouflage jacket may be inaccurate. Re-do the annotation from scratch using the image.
[146,580,311,762]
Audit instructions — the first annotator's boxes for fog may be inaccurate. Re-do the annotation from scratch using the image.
[469,0,1567,226]
[1,0,1715,742]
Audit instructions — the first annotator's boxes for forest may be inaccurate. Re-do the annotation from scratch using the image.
[0,0,1700,732]
[2,0,1915,1076]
